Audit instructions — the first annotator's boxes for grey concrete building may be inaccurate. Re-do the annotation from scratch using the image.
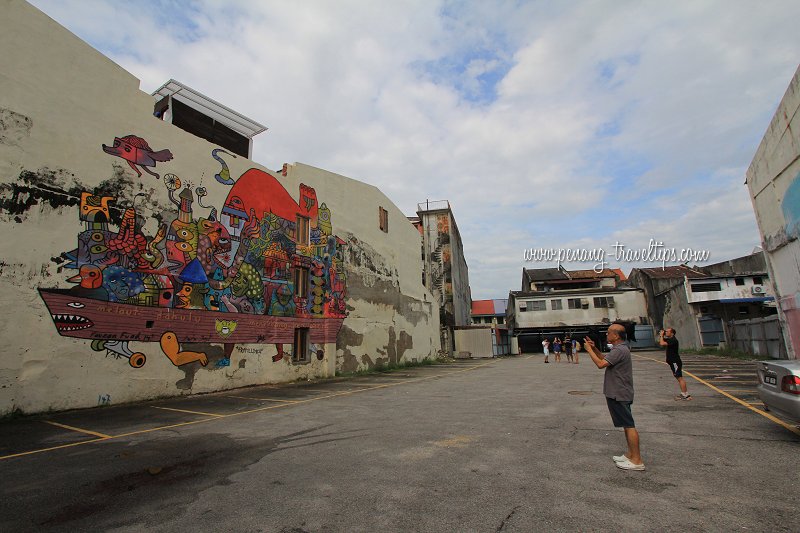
[409,201,472,355]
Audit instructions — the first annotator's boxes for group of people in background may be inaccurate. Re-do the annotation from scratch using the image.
[541,336,580,364]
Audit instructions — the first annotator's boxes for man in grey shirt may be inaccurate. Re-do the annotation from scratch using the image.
[584,323,645,471]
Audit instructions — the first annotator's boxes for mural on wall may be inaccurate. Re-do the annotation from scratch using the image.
[38,143,347,369]
[430,213,453,307]
[782,171,800,240]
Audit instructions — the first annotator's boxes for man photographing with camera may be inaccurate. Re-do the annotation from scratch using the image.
[659,328,691,401]
[584,323,645,471]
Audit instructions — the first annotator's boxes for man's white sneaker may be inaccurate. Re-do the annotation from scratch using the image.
[612,454,628,463]
[616,458,645,471]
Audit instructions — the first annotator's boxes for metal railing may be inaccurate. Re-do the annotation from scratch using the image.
[417,200,450,212]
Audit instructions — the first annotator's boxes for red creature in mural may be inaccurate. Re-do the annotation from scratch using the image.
[102,134,173,179]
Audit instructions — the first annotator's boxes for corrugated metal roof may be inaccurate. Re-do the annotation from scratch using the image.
[471,300,495,315]
[569,268,619,279]
[525,268,569,281]
[471,299,507,315]
[636,265,708,279]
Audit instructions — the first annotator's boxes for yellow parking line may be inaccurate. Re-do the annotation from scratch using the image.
[151,406,223,418]
[223,395,299,403]
[43,421,111,439]
[0,359,497,461]
[633,353,800,437]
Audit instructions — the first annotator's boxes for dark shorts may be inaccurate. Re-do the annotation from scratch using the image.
[669,360,683,378]
[606,397,635,428]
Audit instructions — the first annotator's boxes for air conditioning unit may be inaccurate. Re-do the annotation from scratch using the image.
[607,301,615,308]
[752,285,765,295]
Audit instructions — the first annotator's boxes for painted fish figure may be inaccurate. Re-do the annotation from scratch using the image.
[102,135,173,179]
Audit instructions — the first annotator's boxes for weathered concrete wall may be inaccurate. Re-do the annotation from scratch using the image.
[453,327,492,358]
[282,164,440,373]
[660,285,702,349]
[746,65,800,358]
[0,0,438,415]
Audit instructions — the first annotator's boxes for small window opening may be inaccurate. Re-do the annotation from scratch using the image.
[379,207,389,233]
[293,328,309,363]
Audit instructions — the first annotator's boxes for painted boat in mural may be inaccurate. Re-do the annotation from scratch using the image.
[39,288,344,344]
[39,288,344,367]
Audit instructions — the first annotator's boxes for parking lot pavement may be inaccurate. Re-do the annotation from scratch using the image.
[633,352,800,435]
[0,359,493,461]
[0,353,798,532]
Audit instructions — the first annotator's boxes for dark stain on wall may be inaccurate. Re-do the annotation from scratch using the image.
[0,108,33,146]
[175,343,226,389]
[385,327,414,364]
[0,165,174,227]
[337,324,364,373]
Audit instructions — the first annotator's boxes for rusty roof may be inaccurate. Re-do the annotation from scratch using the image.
[634,265,709,279]
[568,268,620,279]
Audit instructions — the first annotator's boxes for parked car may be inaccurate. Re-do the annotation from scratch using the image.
[756,360,800,423]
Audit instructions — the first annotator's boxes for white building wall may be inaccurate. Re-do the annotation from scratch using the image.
[746,64,800,359]
[685,277,774,303]
[514,291,646,328]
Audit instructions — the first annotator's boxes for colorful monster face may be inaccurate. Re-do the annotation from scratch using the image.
[102,265,144,302]
[166,219,198,270]
[79,193,113,223]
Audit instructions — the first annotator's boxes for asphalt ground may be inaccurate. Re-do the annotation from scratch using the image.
[0,350,798,532]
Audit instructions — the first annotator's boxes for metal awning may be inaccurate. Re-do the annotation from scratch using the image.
[151,79,267,139]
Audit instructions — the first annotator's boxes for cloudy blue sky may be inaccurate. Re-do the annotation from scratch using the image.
[28,0,800,299]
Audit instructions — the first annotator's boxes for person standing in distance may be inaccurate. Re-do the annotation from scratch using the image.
[584,324,645,471]
[659,328,691,400]
[542,338,550,363]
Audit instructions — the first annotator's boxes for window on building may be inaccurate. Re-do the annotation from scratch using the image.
[738,306,749,315]
[296,216,310,245]
[497,317,504,324]
[752,276,763,285]
[379,207,389,233]
[293,328,309,363]
[735,277,745,286]
[551,299,563,310]
[530,300,547,311]
[293,266,309,298]
[519,303,527,312]
[567,298,582,309]
[594,297,613,308]
[691,282,722,292]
